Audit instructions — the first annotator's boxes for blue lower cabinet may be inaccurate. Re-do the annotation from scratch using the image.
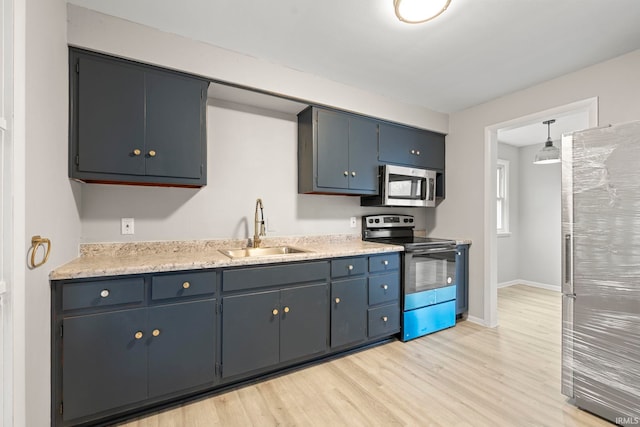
[402,299,456,341]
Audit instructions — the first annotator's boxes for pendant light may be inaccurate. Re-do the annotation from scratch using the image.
[533,119,561,164]
[394,0,451,24]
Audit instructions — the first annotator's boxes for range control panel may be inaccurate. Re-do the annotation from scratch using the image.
[362,214,414,228]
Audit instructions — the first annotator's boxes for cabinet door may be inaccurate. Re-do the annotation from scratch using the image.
[280,283,328,363]
[456,245,469,315]
[145,71,205,179]
[63,309,147,422]
[348,116,378,191]
[379,123,445,170]
[316,109,350,189]
[221,290,280,378]
[147,299,216,398]
[330,278,367,348]
[77,55,145,176]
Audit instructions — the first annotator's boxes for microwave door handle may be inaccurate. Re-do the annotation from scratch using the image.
[420,178,427,200]
[426,177,434,201]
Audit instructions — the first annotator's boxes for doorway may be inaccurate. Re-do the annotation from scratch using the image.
[484,98,598,327]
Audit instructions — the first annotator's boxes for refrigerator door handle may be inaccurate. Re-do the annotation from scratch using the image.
[564,234,572,287]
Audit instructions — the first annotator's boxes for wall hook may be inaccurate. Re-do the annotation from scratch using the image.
[30,235,51,269]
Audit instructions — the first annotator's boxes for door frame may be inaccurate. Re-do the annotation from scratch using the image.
[483,97,598,327]
[2,0,27,425]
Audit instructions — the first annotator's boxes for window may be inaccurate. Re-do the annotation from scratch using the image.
[497,159,510,235]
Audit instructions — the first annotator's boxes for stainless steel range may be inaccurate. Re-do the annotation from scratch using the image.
[362,214,457,341]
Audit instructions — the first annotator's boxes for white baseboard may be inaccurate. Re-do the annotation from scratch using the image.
[498,280,520,288]
[498,279,561,292]
[466,315,494,327]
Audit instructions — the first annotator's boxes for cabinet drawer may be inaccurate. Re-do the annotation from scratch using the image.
[331,257,367,278]
[435,285,456,303]
[62,277,144,311]
[368,273,400,306]
[368,304,400,338]
[402,300,456,341]
[404,286,456,311]
[368,253,400,273]
[223,261,329,292]
[151,271,216,300]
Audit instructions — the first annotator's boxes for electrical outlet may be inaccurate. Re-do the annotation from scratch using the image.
[121,218,135,235]
[350,216,357,228]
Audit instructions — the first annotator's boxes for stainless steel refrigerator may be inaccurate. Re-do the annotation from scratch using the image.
[561,120,640,426]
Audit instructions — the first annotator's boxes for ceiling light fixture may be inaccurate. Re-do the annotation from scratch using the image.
[394,0,451,24]
[533,119,561,164]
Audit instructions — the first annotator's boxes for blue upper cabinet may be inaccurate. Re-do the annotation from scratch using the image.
[378,122,445,170]
[69,48,209,187]
[298,107,379,195]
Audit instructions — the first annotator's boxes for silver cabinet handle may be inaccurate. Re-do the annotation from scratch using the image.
[344,171,348,176]
[416,150,420,156]
[347,265,354,271]
[100,289,110,298]
[383,260,389,266]
[382,284,388,290]
[351,171,356,177]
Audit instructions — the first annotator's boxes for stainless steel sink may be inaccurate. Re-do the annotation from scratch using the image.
[218,246,309,259]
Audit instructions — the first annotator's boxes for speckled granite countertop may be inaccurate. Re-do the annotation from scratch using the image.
[50,235,405,281]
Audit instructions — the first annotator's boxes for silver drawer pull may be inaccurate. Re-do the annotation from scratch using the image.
[100,289,110,298]
[382,316,388,322]
[447,277,452,284]
[347,265,354,271]
[383,260,389,266]
[382,284,389,290]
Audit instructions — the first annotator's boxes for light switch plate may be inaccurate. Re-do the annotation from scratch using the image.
[350,217,357,228]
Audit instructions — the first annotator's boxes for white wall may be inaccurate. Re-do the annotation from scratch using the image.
[517,144,562,287]
[496,141,562,288]
[496,142,519,284]
[81,100,427,242]
[431,49,640,322]
[66,5,448,134]
[23,0,81,425]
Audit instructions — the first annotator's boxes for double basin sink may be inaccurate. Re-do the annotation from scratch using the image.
[219,246,309,259]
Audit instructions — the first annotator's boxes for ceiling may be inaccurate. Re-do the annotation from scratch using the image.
[498,112,590,147]
[66,0,640,114]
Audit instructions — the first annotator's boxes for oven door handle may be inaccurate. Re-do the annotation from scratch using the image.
[410,246,457,254]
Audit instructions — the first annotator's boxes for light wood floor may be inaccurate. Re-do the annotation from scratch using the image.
[118,285,611,427]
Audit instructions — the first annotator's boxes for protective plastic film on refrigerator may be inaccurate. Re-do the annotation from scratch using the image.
[561,121,640,426]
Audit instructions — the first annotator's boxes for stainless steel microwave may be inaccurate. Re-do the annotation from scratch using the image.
[361,164,436,207]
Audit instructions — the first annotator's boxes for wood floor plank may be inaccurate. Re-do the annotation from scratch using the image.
[117,285,612,427]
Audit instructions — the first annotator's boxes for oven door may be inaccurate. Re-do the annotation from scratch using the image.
[404,247,457,310]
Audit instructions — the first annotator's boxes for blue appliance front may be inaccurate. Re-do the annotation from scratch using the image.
[403,299,456,341]
[401,247,457,341]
